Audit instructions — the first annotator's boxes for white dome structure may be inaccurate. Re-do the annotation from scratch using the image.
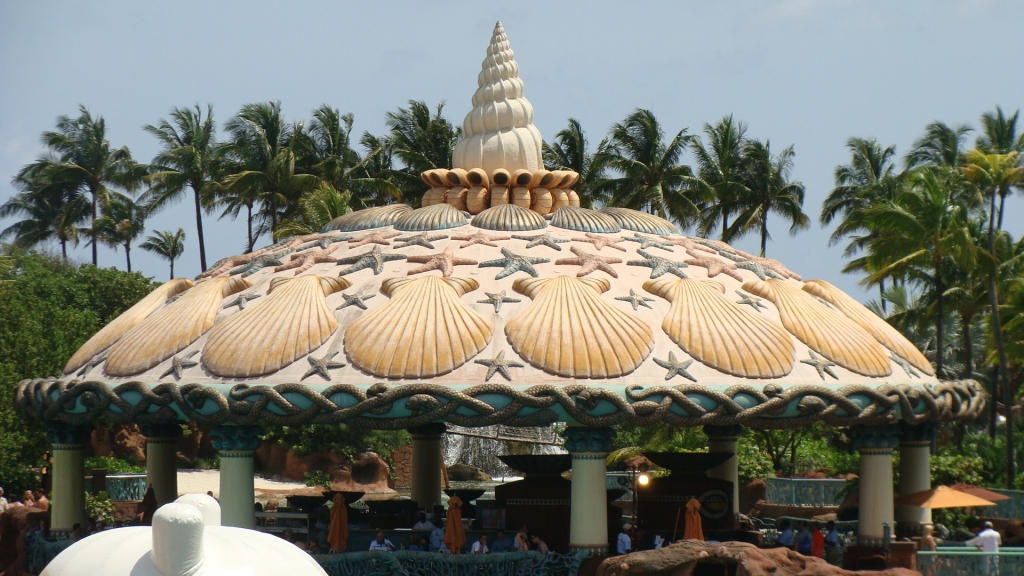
[41,498,326,576]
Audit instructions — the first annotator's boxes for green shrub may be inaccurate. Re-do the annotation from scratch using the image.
[84,456,144,474]
[85,491,117,524]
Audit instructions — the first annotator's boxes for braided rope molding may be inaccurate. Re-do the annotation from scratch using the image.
[14,378,984,430]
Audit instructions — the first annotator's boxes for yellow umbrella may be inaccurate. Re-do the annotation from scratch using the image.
[327,494,349,552]
[443,495,466,553]
[895,485,996,509]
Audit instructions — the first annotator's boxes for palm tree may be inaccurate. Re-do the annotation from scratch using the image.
[221,102,320,244]
[28,106,145,265]
[906,121,972,169]
[542,118,608,208]
[690,115,750,241]
[274,183,351,239]
[861,168,976,378]
[596,109,705,227]
[728,139,809,257]
[144,105,223,272]
[93,192,148,272]
[2,167,84,259]
[821,137,902,307]
[976,107,1024,228]
[380,100,461,202]
[141,228,186,279]
[961,149,1024,486]
[295,105,400,210]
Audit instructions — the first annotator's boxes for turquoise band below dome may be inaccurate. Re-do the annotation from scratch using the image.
[15,378,984,430]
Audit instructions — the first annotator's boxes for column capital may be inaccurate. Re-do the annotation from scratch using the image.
[45,423,91,446]
[210,425,262,452]
[850,425,900,453]
[407,423,447,437]
[898,422,936,446]
[140,421,183,440]
[704,424,743,440]
[563,427,615,454]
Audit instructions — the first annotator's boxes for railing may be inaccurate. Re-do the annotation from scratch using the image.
[985,489,1024,520]
[764,478,848,507]
[918,550,1024,576]
[105,473,148,501]
[24,530,74,574]
[314,550,585,576]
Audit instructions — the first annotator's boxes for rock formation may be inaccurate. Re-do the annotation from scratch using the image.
[596,540,920,576]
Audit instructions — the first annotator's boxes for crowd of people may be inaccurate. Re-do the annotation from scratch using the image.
[0,487,50,513]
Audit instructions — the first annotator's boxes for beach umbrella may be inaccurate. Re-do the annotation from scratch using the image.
[443,495,466,553]
[949,483,1011,503]
[895,485,996,509]
[683,498,704,541]
[327,494,348,552]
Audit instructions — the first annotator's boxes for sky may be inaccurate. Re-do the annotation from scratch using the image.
[1,0,1022,300]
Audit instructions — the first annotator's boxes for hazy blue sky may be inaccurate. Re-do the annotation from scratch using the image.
[2,0,1021,300]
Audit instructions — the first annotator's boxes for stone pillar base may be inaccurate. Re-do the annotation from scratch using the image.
[211,426,261,528]
[565,427,615,552]
[409,423,446,510]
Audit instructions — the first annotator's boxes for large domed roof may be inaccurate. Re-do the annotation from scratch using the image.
[59,207,937,389]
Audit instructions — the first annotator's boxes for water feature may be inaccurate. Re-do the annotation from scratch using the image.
[443,424,566,480]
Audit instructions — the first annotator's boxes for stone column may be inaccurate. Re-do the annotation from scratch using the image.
[564,427,616,554]
[210,425,262,528]
[704,425,742,518]
[142,422,182,507]
[409,423,446,510]
[897,424,934,535]
[47,424,90,531]
[851,426,899,540]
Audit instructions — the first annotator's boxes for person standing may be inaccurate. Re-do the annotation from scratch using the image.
[22,491,36,508]
[810,521,825,558]
[531,535,549,555]
[34,490,49,511]
[0,487,7,514]
[516,530,530,552]
[967,522,1001,576]
[776,520,794,548]
[823,521,841,566]
[794,521,812,554]
[617,523,633,555]
[429,525,445,551]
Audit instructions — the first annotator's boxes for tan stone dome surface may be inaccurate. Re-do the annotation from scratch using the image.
[62,205,937,389]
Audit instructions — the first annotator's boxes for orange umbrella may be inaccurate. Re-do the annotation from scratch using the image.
[443,495,466,553]
[895,485,996,509]
[683,498,704,541]
[327,494,349,552]
[950,483,1012,502]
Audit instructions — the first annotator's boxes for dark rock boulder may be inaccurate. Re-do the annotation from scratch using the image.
[447,463,491,482]
[595,540,920,576]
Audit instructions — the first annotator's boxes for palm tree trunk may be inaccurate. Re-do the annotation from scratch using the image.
[990,367,999,439]
[760,220,768,257]
[721,213,729,242]
[998,192,1006,230]
[879,279,887,314]
[935,271,944,378]
[169,257,174,280]
[246,204,254,253]
[986,189,1014,487]
[124,243,131,272]
[193,186,207,272]
[90,190,98,265]
[958,311,974,449]
[60,239,67,261]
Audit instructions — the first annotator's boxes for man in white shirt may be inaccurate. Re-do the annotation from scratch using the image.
[369,531,395,552]
[412,512,435,531]
[470,534,488,554]
[617,523,632,555]
[967,522,1002,575]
